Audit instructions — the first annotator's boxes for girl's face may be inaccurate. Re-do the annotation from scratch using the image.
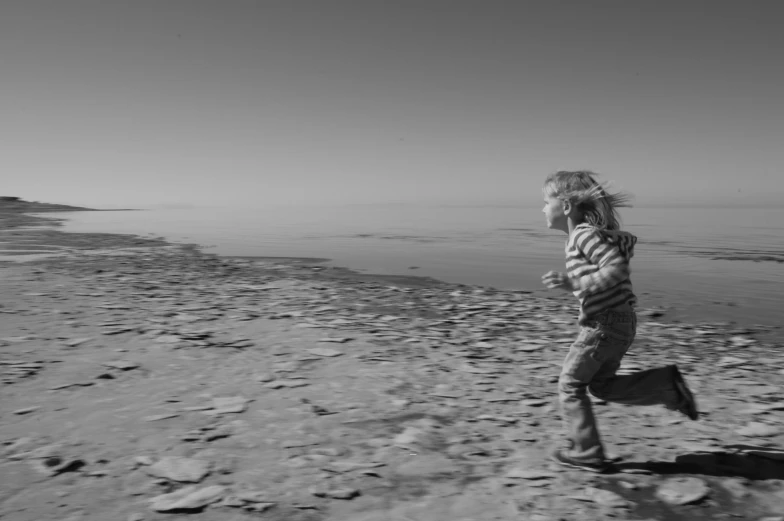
[543,195,569,233]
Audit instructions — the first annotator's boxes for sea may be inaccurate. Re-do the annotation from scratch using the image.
[38,204,784,328]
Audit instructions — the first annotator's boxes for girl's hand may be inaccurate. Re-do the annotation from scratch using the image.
[578,311,591,327]
[542,271,576,292]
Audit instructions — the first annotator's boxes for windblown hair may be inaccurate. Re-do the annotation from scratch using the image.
[542,170,633,230]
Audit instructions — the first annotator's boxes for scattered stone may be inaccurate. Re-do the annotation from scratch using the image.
[102,326,135,335]
[730,336,755,347]
[584,487,631,508]
[281,439,321,449]
[182,404,214,412]
[265,379,310,389]
[30,456,85,477]
[149,485,226,512]
[203,424,234,441]
[211,396,250,414]
[395,454,461,476]
[720,478,751,498]
[505,468,557,480]
[718,356,747,368]
[143,413,180,422]
[515,344,548,352]
[430,389,464,399]
[234,490,271,503]
[102,360,141,371]
[520,399,548,407]
[736,422,780,437]
[134,456,155,466]
[223,491,276,510]
[312,488,361,500]
[393,427,440,449]
[655,477,711,505]
[155,335,183,344]
[2,437,36,456]
[143,457,211,483]
[307,347,344,357]
[63,337,93,347]
[12,406,41,415]
[323,461,385,473]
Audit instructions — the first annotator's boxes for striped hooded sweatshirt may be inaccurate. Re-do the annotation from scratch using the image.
[566,223,638,319]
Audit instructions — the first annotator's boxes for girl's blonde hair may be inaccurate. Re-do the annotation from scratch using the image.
[542,170,633,230]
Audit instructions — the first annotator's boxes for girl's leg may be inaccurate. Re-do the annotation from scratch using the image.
[589,366,682,407]
[558,328,612,463]
[588,315,694,415]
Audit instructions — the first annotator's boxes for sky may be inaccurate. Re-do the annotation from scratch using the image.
[2,0,783,209]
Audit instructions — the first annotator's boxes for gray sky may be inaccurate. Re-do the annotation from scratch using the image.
[2,1,783,208]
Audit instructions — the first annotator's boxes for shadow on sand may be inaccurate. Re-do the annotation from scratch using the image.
[617,444,784,480]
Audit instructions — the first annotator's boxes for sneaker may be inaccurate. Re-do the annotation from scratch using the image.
[671,365,699,420]
[551,448,614,473]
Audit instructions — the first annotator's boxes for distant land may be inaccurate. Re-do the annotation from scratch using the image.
[0,197,137,213]
[0,197,140,231]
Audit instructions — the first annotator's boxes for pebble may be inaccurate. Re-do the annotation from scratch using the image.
[142,457,211,483]
[211,396,250,414]
[134,456,155,466]
[264,379,310,389]
[102,360,141,371]
[281,439,322,448]
[143,413,180,422]
[12,406,41,415]
[46,381,94,391]
[720,478,751,498]
[63,337,93,347]
[323,461,385,473]
[234,490,272,503]
[584,486,632,508]
[307,347,344,357]
[736,422,780,437]
[312,487,361,499]
[505,469,556,480]
[655,477,711,505]
[30,456,85,477]
[149,485,226,512]
[395,454,461,477]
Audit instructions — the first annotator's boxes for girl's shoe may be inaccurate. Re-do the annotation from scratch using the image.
[551,449,614,473]
[671,365,699,420]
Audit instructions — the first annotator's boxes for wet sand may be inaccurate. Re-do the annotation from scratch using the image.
[2,202,784,521]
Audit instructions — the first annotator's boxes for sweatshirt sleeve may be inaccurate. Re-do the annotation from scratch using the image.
[569,228,630,294]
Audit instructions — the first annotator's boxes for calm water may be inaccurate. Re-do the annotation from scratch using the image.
[39,204,784,327]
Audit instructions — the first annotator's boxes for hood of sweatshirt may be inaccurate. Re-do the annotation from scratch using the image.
[597,228,637,260]
[576,224,638,260]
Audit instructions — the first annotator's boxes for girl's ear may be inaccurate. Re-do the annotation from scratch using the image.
[562,199,573,215]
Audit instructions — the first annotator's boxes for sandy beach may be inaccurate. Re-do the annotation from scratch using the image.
[2,201,784,521]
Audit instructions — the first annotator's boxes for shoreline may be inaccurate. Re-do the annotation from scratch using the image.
[0,204,781,340]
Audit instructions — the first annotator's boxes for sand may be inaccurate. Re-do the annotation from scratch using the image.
[2,201,784,521]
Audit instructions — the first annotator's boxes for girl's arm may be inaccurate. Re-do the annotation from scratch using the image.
[569,228,630,296]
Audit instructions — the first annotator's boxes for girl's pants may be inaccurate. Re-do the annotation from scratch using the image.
[558,303,682,463]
